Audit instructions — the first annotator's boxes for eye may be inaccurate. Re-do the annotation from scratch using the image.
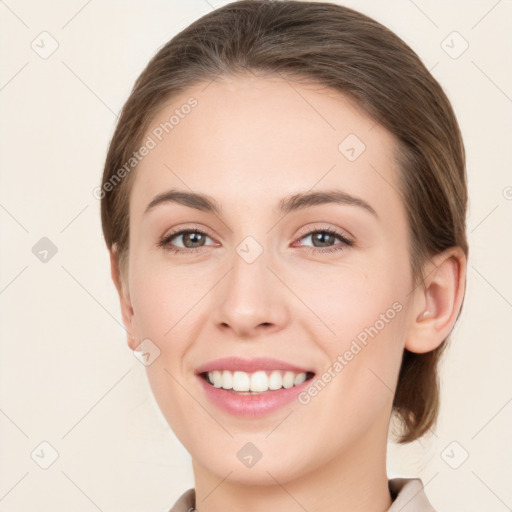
[294,226,354,254]
[157,227,216,254]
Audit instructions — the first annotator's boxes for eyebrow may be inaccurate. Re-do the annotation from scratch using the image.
[144,188,378,218]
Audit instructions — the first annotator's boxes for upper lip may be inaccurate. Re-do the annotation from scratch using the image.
[195,357,314,375]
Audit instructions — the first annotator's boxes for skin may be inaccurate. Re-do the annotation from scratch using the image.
[110,73,466,512]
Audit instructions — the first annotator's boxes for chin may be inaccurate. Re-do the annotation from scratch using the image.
[188,433,328,486]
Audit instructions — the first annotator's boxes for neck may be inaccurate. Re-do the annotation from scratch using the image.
[191,425,393,512]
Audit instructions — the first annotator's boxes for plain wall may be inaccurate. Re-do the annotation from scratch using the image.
[0,1,510,510]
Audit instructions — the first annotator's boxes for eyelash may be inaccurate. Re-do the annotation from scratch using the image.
[157,225,354,255]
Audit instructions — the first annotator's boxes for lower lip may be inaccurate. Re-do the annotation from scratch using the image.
[196,374,313,417]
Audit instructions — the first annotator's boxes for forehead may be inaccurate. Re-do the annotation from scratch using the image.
[129,73,403,223]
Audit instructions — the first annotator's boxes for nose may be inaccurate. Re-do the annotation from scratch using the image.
[212,245,289,339]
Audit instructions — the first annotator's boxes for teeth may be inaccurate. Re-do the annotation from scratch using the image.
[221,370,233,390]
[250,371,268,392]
[206,369,309,393]
[294,372,307,386]
[233,371,250,391]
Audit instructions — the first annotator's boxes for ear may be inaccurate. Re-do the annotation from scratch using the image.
[405,246,467,354]
[109,245,139,351]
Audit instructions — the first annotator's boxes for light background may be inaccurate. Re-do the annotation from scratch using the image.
[0,0,511,511]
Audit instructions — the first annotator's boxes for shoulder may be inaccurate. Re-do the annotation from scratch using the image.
[388,478,437,512]
[167,488,195,512]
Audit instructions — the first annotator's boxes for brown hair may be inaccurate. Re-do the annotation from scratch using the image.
[100,0,468,443]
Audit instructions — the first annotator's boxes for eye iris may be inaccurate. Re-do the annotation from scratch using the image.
[312,232,335,247]
[183,232,205,248]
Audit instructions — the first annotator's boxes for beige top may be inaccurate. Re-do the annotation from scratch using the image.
[167,477,436,511]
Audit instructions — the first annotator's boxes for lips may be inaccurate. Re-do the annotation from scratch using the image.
[195,356,314,375]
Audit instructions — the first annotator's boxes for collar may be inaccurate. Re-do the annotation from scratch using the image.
[168,477,436,511]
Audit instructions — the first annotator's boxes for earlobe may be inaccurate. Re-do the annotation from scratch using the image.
[405,247,467,354]
[109,245,138,351]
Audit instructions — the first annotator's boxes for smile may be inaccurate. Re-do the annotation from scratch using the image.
[201,369,315,393]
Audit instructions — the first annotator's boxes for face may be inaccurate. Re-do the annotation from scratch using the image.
[120,74,419,485]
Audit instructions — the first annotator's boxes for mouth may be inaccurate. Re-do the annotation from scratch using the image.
[194,356,317,416]
[199,369,316,394]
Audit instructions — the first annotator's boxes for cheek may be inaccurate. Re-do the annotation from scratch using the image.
[129,265,195,438]
[294,250,409,400]
[294,259,407,343]
[300,274,407,437]
[130,260,192,340]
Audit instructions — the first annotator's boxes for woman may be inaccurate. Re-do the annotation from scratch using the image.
[100,1,468,510]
